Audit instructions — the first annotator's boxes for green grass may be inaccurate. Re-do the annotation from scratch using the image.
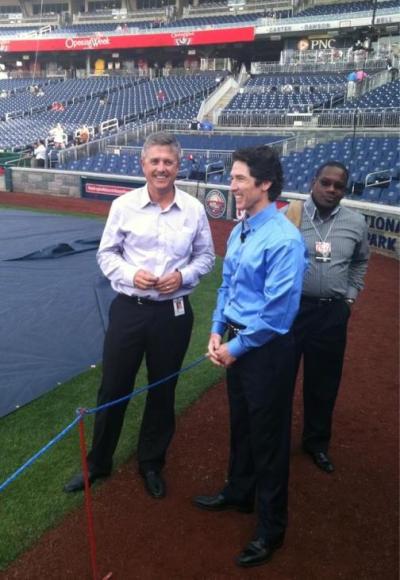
[0,258,224,571]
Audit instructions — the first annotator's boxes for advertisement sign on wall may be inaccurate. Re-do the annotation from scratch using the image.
[0,27,255,53]
[81,177,144,201]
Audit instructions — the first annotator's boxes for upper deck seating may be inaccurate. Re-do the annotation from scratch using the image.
[295,0,396,17]
[55,11,262,36]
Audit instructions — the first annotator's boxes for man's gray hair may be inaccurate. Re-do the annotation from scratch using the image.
[141,131,181,160]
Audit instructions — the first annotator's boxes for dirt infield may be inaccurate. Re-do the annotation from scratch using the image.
[0,192,398,580]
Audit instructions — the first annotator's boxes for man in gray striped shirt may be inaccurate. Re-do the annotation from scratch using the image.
[291,161,369,474]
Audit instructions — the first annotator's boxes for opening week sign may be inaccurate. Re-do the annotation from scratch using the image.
[0,27,255,53]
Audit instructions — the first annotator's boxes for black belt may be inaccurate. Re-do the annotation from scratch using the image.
[226,319,246,335]
[301,295,344,305]
[125,294,188,306]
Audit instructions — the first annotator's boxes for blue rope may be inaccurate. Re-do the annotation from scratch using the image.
[85,354,207,415]
[0,354,207,494]
[0,415,82,493]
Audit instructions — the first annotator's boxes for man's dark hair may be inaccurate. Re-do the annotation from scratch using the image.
[315,161,349,183]
[232,145,283,201]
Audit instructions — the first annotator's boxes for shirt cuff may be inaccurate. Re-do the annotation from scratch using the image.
[346,287,359,300]
[122,265,138,288]
[211,321,226,336]
[227,336,248,358]
[179,266,196,287]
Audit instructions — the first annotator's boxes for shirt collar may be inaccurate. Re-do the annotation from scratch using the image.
[246,202,277,230]
[138,184,183,211]
[305,195,341,221]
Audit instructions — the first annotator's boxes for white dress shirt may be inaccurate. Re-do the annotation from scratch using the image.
[97,184,215,299]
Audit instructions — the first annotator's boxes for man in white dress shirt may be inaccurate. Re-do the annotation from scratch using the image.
[64,132,215,498]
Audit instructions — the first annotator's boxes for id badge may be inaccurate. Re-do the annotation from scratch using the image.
[173,297,185,317]
[315,241,332,262]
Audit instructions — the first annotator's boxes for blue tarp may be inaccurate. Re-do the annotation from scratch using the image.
[0,209,115,417]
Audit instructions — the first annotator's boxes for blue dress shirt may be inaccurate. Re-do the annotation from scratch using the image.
[212,203,307,358]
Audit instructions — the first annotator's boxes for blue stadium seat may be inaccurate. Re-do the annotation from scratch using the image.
[380,182,400,206]
[361,187,383,203]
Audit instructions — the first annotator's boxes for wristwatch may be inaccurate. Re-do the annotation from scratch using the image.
[345,298,355,305]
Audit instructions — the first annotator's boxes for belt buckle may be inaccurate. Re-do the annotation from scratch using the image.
[137,297,144,305]
[228,323,239,336]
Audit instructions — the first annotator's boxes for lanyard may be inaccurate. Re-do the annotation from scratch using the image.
[304,205,340,243]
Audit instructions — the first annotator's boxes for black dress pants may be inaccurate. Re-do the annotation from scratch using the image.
[292,298,351,454]
[223,332,296,542]
[87,293,193,474]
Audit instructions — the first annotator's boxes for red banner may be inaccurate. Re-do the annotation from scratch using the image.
[0,27,254,53]
[85,183,132,196]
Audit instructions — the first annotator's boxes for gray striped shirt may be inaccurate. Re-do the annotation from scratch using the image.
[296,197,369,300]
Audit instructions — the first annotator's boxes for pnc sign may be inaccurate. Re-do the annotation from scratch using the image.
[297,37,337,51]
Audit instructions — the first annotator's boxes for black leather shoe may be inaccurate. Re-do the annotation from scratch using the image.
[63,470,109,493]
[308,451,334,473]
[192,493,253,513]
[142,470,166,499]
[236,536,284,568]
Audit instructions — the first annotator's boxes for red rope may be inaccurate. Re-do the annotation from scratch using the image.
[78,410,99,580]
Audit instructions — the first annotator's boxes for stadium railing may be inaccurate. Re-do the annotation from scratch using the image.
[218,108,400,128]
[57,118,290,169]
[251,59,389,74]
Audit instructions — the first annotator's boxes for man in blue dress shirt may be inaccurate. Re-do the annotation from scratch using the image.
[193,145,307,568]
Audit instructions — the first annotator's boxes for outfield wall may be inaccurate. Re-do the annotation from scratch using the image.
[5,166,400,260]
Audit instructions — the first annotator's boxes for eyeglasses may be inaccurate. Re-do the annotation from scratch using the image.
[318,178,346,191]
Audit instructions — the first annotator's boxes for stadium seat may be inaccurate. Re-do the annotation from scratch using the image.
[361,187,383,203]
